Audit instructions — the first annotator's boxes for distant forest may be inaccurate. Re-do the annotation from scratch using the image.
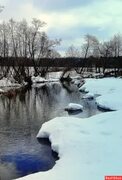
[0,18,122,81]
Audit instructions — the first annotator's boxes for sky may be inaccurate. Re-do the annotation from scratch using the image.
[0,0,122,55]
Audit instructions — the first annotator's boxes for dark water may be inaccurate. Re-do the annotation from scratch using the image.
[0,82,100,179]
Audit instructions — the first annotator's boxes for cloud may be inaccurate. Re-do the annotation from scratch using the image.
[1,0,122,33]
[0,0,9,5]
[45,0,121,30]
[1,0,122,55]
[32,0,95,12]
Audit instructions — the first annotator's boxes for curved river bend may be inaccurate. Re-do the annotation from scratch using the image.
[0,82,100,179]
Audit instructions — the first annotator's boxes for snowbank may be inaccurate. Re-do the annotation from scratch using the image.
[65,103,83,111]
[97,93,122,111]
[0,78,21,87]
[73,79,85,88]
[18,77,122,180]
[31,76,48,83]
[31,76,59,84]
[0,89,4,93]
[80,78,122,110]
[82,93,95,100]
[19,110,122,180]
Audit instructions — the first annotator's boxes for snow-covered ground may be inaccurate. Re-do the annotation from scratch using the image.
[19,110,122,180]
[18,77,122,180]
[0,77,23,93]
[80,78,122,110]
[31,76,59,84]
[0,77,21,87]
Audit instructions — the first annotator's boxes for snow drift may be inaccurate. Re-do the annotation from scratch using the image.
[18,78,122,180]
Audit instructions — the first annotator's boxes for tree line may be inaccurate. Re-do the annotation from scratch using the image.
[66,34,122,58]
[0,18,61,81]
[65,34,122,76]
[0,17,122,81]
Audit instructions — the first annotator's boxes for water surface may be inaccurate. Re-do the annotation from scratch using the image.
[0,82,100,179]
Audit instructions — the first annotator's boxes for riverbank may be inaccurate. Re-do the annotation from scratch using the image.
[18,77,122,180]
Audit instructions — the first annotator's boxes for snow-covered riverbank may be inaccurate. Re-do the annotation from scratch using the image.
[0,77,27,97]
[18,78,122,180]
[0,77,22,88]
[81,78,122,110]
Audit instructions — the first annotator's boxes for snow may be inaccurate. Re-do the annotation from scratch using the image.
[80,78,122,110]
[65,103,83,111]
[73,79,85,87]
[97,93,122,111]
[0,89,4,93]
[19,110,122,180]
[0,77,26,94]
[0,78,21,87]
[82,93,95,100]
[79,86,89,93]
[80,78,122,95]
[31,76,59,84]
[18,77,122,180]
[31,76,48,83]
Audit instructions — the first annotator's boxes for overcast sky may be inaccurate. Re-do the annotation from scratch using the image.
[0,0,122,55]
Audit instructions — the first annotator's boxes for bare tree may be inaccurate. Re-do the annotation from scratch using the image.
[0,18,61,82]
[77,34,99,73]
[0,22,9,57]
[111,34,122,57]
[82,34,100,58]
[66,45,81,57]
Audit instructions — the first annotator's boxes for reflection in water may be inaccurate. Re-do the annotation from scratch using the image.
[1,152,55,177]
[0,162,18,180]
[0,82,100,179]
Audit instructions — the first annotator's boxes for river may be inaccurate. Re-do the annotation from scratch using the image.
[0,81,100,179]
